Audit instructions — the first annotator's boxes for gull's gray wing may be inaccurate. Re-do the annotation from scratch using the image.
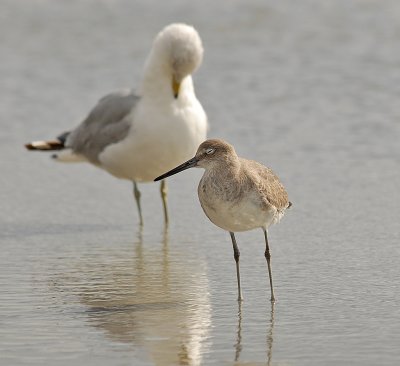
[66,90,140,163]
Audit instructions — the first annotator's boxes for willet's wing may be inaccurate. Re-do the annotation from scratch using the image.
[244,159,290,211]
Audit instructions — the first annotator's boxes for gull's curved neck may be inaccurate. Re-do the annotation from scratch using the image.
[139,51,195,101]
[140,51,165,90]
[141,76,195,101]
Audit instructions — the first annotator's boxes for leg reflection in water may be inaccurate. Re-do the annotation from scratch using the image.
[233,302,275,365]
[266,303,275,366]
[54,224,211,365]
[234,302,243,362]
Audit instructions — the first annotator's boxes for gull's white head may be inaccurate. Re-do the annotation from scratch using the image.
[145,23,204,98]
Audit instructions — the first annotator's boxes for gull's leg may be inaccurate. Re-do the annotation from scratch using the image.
[160,179,169,225]
[230,232,243,302]
[263,228,275,302]
[133,181,143,226]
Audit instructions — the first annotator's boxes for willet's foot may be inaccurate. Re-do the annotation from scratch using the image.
[155,139,291,302]
[25,23,208,226]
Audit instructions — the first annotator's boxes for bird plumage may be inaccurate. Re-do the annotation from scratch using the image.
[25,23,208,224]
[155,139,291,301]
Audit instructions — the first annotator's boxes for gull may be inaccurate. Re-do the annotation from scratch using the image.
[155,139,291,302]
[25,23,208,225]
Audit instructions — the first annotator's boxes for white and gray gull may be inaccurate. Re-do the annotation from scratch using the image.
[25,23,208,225]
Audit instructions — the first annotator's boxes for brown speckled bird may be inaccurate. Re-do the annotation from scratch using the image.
[155,139,291,302]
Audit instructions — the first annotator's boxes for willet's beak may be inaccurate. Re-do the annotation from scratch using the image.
[154,156,198,181]
[172,78,181,99]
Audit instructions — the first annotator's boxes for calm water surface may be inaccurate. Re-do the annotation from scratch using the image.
[1,0,400,365]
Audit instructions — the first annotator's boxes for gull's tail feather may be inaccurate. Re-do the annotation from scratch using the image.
[24,131,85,162]
[25,131,69,151]
[25,140,64,151]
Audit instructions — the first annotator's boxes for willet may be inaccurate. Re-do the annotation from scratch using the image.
[25,23,208,225]
[155,139,291,302]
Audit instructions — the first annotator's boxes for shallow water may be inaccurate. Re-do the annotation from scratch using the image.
[1,0,400,365]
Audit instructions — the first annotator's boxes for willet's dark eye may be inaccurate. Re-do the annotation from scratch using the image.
[205,148,215,155]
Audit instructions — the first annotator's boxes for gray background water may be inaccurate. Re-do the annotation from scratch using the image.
[1,0,399,365]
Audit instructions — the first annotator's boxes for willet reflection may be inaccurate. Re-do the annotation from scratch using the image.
[266,303,275,366]
[52,229,211,366]
[233,303,275,366]
[234,303,243,362]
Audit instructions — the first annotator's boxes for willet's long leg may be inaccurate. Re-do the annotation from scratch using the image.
[133,182,143,226]
[160,179,169,224]
[230,232,243,302]
[263,228,275,302]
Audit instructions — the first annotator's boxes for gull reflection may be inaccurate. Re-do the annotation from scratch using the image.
[55,228,211,365]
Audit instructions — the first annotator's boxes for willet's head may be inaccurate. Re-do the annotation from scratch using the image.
[194,139,238,168]
[154,139,238,181]
[147,23,203,97]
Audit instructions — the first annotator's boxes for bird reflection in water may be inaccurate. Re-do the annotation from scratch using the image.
[266,303,275,366]
[234,303,243,362]
[234,303,275,366]
[53,227,211,366]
